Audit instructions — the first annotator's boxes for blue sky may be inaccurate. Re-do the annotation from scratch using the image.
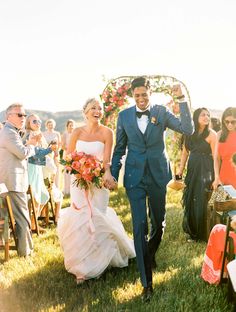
[0,0,235,112]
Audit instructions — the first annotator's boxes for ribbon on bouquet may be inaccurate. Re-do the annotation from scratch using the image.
[72,189,95,234]
[84,189,95,234]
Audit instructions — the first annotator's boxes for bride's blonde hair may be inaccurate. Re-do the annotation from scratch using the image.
[83,98,102,114]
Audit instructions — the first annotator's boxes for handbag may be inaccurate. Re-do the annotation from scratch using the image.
[208,185,233,208]
[167,175,185,191]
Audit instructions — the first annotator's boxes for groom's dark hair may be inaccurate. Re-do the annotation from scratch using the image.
[131,76,150,91]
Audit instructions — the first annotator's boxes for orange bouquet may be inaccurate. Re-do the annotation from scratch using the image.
[60,151,105,190]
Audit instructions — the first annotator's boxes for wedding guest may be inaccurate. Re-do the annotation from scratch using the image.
[110,77,194,302]
[213,107,236,189]
[24,114,57,232]
[0,103,37,257]
[210,117,221,132]
[57,98,135,285]
[201,107,236,284]
[178,108,217,242]
[43,153,63,224]
[61,119,76,196]
[43,119,61,188]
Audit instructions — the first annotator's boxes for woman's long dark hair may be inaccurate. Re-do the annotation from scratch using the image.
[184,107,210,149]
[219,107,236,142]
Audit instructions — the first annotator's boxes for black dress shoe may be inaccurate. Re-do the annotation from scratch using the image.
[151,258,157,269]
[141,285,153,303]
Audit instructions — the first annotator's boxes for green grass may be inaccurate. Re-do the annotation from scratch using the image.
[0,188,234,312]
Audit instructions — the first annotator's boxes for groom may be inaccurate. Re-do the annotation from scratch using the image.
[110,76,194,301]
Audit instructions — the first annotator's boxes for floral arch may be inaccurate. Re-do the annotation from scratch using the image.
[100,75,192,164]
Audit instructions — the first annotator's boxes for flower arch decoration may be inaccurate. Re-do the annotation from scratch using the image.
[100,75,192,165]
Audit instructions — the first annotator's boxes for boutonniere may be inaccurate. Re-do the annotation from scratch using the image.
[151,116,158,125]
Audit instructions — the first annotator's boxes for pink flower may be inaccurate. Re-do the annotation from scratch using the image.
[117,87,123,94]
[118,99,124,106]
[105,105,113,112]
[71,161,81,172]
[65,166,72,172]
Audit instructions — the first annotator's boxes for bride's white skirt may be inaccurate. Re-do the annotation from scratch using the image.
[57,186,135,280]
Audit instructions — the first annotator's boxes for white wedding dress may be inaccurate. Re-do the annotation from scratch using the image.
[57,140,135,281]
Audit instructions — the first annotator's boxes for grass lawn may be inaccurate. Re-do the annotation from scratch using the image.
[0,188,234,312]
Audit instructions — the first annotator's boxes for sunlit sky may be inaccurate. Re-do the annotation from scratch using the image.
[0,0,235,112]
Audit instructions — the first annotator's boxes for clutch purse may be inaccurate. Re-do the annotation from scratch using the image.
[167,175,185,191]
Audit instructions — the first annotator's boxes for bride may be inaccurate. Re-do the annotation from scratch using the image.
[57,98,135,284]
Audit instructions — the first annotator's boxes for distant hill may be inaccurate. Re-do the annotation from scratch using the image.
[0,109,84,133]
[208,109,222,119]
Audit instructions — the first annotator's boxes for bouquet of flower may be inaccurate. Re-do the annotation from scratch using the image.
[60,151,105,190]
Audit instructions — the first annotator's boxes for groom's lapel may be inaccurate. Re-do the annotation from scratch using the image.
[130,106,145,142]
[145,105,158,140]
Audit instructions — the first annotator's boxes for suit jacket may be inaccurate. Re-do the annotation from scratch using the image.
[111,102,194,189]
[0,122,35,192]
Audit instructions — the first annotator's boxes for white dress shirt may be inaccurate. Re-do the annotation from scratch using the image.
[136,107,150,134]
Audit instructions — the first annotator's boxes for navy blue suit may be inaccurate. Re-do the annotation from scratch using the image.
[111,102,194,287]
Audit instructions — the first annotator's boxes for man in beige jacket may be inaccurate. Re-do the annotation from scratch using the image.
[0,103,37,257]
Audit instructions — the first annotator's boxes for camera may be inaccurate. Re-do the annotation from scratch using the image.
[48,140,57,146]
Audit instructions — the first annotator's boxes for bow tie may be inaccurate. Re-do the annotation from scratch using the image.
[136,110,150,118]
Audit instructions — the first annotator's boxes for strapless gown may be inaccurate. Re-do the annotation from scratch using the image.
[57,140,135,281]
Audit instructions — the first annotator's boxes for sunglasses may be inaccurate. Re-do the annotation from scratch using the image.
[10,113,27,118]
[224,120,236,126]
[32,119,42,125]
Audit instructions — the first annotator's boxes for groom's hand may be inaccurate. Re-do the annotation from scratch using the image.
[171,84,184,99]
[103,172,118,190]
[105,178,117,190]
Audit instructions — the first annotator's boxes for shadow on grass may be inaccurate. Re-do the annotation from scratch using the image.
[1,256,141,312]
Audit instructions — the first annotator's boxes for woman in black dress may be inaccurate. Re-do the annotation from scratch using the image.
[178,108,217,241]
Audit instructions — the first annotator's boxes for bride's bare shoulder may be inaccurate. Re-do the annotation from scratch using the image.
[73,126,85,135]
[100,124,113,136]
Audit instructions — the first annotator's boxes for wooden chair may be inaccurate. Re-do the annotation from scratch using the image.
[40,179,56,226]
[219,214,235,284]
[27,185,39,235]
[0,191,18,261]
[213,201,236,284]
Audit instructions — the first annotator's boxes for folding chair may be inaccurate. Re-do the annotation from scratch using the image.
[27,185,39,235]
[213,200,236,285]
[0,190,18,261]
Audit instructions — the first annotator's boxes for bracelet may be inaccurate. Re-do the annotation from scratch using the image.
[104,163,111,170]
